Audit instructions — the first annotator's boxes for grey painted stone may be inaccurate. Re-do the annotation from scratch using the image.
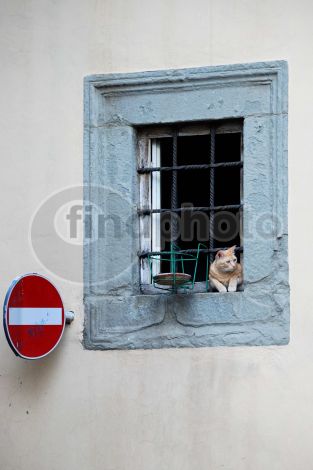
[84,60,289,350]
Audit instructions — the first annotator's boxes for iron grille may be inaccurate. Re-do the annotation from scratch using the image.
[138,123,243,280]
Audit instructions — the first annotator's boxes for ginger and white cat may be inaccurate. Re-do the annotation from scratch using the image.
[209,245,242,292]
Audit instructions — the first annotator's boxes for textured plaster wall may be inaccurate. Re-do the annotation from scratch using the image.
[0,1,312,469]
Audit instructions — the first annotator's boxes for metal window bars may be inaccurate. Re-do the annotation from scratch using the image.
[138,125,243,292]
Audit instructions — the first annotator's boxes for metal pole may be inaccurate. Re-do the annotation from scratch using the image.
[65,311,75,324]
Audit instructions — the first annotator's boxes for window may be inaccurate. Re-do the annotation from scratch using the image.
[137,121,243,293]
[84,61,289,350]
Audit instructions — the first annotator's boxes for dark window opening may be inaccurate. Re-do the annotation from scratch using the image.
[159,131,242,282]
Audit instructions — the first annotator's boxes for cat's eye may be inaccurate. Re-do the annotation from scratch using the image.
[233,258,237,262]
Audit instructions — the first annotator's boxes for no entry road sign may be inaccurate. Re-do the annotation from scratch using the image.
[3,273,65,359]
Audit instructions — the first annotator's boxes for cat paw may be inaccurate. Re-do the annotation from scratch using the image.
[228,285,237,292]
[218,286,227,293]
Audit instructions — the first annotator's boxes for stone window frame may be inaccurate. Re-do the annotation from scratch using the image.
[83,60,289,350]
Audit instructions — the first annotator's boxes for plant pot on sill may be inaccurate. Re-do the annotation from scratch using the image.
[147,243,208,292]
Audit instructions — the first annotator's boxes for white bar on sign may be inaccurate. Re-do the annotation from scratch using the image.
[9,308,62,326]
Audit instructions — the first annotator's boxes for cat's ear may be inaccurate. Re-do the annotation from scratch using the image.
[224,245,236,255]
[215,250,225,259]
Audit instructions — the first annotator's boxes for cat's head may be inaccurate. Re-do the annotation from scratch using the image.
[214,246,238,272]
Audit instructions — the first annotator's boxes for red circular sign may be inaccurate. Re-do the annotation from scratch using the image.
[3,273,65,359]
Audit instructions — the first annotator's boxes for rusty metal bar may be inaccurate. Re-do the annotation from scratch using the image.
[209,127,216,264]
[138,161,242,173]
[138,204,242,216]
[139,246,243,259]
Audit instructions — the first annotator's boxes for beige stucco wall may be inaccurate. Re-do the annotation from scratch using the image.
[0,1,312,469]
